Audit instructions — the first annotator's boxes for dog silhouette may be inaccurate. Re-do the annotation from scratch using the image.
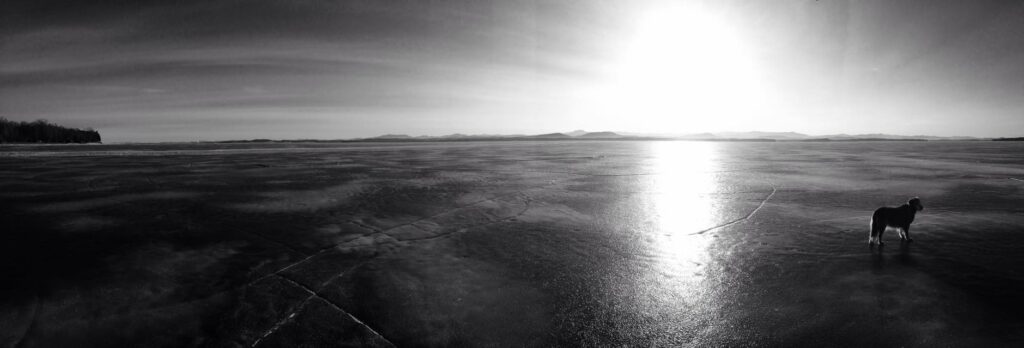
[869,197,923,245]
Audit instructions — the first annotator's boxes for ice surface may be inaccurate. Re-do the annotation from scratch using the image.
[1,141,1023,346]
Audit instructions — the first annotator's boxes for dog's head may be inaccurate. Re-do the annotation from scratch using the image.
[908,197,923,211]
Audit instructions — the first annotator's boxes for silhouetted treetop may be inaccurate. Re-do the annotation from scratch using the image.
[0,118,102,143]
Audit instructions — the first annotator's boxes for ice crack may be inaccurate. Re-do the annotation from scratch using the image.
[690,186,776,235]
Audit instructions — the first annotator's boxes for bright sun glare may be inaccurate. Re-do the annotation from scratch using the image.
[589,4,764,134]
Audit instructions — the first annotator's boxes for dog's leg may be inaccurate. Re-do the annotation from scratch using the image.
[877,226,885,245]
[903,225,913,242]
[869,220,878,245]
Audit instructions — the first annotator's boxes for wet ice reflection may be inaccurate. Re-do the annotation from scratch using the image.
[619,140,724,336]
[647,141,720,278]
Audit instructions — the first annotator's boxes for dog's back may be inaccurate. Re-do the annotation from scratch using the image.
[872,204,915,227]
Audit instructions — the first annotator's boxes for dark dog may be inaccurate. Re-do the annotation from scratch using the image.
[869,197,923,245]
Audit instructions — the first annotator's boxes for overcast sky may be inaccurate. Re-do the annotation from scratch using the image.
[2,0,1023,142]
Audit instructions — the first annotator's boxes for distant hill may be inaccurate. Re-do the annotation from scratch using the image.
[531,133,572,139]
[674,131,981,141]
[578,131,622,138]
[712,131,809,140]
[373,134,413,139]
[438,133,526,139]
[684,132,718,140]
[820,133,980,141]
[0,118,101,144]
[289,130,988,144]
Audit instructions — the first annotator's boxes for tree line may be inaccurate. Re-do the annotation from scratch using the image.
[0,118,102,143]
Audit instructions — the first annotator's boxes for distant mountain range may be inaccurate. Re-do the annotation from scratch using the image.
[217,131,994,144]
[362,130,985,142]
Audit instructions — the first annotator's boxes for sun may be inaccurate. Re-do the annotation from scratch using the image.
[590,3,764,134]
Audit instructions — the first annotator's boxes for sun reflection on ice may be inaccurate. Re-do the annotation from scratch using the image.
[621,141,724,332]
[647,141,720,278]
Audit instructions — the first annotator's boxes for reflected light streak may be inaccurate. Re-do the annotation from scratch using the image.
[648,141,720,278]
[624,141,723,328]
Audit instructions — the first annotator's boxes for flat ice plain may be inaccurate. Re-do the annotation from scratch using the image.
[2,140,1023,347]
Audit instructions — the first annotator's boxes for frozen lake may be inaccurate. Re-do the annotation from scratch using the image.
[2,140,1023,346]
